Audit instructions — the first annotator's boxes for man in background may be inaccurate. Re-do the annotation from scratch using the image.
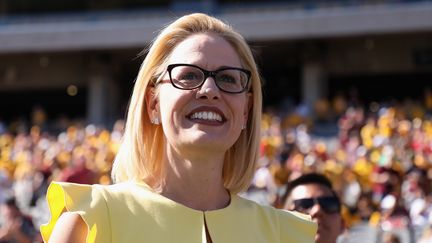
[283,173,344,243]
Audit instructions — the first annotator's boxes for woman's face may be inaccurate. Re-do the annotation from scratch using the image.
[152,33,250,155]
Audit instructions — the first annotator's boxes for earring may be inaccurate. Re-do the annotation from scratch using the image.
[151,117,159,125]
[242,124,246,130]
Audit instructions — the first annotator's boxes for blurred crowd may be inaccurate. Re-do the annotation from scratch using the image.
[0,94,432,242]
[247,93,432,242]
[0,119,124,242]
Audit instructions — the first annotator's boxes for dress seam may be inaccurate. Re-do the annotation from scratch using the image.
[276,209,281,243]
[96,185,113,243]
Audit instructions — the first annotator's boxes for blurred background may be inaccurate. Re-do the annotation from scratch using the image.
[0,0,432,242]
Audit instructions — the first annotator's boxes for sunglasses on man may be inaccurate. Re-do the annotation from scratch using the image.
[292,196,341,214]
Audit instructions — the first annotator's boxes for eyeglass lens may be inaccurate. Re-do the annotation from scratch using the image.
[169,64,249,93]
[293,196,340,214]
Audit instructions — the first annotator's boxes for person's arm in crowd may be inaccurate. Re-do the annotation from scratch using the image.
[0,218,32,243]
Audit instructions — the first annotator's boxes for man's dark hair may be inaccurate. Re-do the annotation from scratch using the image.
[282,173,336,203]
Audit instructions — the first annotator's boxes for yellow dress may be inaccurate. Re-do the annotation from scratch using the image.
[41,182,316,243]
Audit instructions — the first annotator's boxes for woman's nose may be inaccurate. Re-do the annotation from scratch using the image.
[196,77,221,100]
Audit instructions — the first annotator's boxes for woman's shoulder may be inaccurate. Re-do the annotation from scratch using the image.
[42,181,158,242]
[233,195,317,242]
[45,181,126,202]
[44,181,157,221]
[48,180,151,194]
[41,182,115,243]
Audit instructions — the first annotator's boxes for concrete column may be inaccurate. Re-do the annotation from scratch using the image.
[106,77,120,127]
[87,75,107,126]
[87,61,119,127]
[301,61,327,117]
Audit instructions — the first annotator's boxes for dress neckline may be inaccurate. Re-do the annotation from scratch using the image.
[132,181,236,213]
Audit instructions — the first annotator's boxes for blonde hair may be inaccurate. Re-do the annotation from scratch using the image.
[111,13,262,193]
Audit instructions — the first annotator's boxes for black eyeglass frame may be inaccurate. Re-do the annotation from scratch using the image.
[165,63,251,94]
[292,196,341,214]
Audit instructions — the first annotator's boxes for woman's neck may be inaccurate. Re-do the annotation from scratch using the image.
[160,147,230,211]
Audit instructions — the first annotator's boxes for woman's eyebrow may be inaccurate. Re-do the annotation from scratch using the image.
[215,65,243,70]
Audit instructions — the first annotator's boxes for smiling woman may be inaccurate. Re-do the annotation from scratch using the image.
[40,13,317,243]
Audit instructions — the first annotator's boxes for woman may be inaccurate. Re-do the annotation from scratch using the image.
[41,13,316,242]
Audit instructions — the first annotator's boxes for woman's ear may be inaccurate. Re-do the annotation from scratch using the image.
[145,87,159,124]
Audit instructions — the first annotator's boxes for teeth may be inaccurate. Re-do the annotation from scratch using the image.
[190,111,222,122]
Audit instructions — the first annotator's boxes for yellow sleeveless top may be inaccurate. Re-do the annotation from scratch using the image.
[41,182,316,243]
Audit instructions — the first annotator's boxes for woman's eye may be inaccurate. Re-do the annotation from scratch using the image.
[218,74,237,83]
[180,72,200,80]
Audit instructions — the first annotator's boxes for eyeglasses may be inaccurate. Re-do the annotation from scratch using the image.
[162,64,251,94]
[292,196,341,214]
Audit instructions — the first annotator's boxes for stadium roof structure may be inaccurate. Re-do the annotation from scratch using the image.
[1,1,432,53]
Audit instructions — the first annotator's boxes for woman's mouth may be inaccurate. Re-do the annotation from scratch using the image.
[189,111,223,122]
